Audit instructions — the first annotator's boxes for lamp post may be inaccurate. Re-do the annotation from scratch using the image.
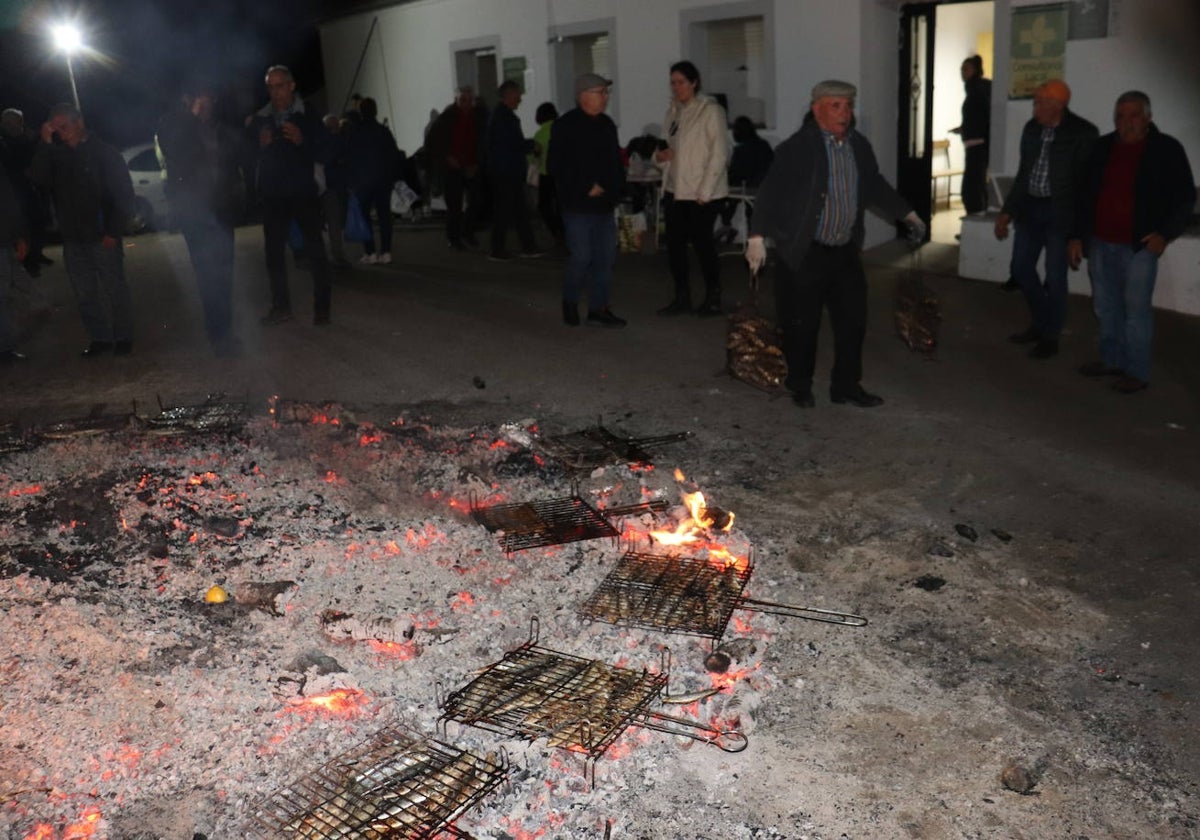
[51,23,83,110]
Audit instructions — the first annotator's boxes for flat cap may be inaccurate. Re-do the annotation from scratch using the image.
[575,72,612,96]
[811,79,857,102]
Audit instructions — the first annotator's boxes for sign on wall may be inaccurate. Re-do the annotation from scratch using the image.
[502,57,527,92]
[1009,4,1068,99]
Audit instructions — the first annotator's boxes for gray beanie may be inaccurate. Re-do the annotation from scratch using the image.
[811,79,857,102]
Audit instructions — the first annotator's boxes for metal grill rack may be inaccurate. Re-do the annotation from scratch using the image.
[0,423,35,455]
[470,495,666,554]
[139,393,247,435]
[35,405,136,440]
[538,422,691,470]
[247,723,507,839]
[579,550,868,642]
[437,619,746,785]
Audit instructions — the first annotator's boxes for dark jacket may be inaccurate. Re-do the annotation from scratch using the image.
[346,118,401,193]
[1001,108,1098,234]
[546,107,625,215]
[245,106,329,199]
[749,118,912,269]
[28,134,134,241]
[0,168,26,243]
[961,76,991,143]
[1075,123,1196,249]
[729,134,774,189]
[427,102,488,174]
[486,103,532,181]
[156,108,243,225]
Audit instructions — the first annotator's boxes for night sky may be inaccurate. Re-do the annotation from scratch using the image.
[0,0,370,147]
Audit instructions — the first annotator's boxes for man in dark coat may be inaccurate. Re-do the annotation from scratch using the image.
[485,80,540,260]
[994,79,1098,360]
[427,86,486,250]
[346,97,401,265]
[746,80,924,409]
[547,73,626,328]
[246,65,332,326]
[952,55,991,215]
[158,81,244,355]
[1068,90,1195,393]
[0,166,28,360]
[28,103,136,357]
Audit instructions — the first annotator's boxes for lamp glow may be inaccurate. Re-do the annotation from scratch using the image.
[52,23,83,54]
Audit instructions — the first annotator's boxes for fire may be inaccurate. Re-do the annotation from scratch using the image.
[285,688,370,718]
[6,483,42,497]
[647,470,736,549]
[23,807,103,840]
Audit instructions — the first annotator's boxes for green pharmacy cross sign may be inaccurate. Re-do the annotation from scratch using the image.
[1009,4,1068,99]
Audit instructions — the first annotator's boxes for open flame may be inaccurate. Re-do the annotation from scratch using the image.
[646,470,740,569]
[283,688,369,718]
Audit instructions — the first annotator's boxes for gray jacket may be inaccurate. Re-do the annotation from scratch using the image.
[750,118,911,269]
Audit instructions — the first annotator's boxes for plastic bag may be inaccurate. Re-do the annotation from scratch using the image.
[390,181,419,215]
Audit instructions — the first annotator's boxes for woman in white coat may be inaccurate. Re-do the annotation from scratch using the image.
[654,60,730,317]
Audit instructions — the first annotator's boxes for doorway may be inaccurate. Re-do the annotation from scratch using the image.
[896,1,995,245]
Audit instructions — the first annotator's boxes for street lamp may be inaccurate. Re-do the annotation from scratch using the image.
[51,22,83,110]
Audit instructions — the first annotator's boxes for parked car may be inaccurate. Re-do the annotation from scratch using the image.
[122,142,170,233]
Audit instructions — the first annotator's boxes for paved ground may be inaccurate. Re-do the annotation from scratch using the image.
[4,222,1199,834]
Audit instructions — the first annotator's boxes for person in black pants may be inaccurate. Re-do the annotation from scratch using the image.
[158,80,244,355]
[246,65,332,325]
[347,97,401,265]
[427,87,486,250]
[485,81,540,260]
[951,55,991,215]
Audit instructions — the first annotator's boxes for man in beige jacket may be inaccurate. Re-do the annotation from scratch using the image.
[655,60,730,317]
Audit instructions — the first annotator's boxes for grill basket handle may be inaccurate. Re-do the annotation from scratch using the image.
[637,710,748,753]
[737,597,868,627]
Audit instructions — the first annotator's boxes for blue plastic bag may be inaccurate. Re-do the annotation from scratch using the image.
[344,194,372,243]
[287,220,304,252]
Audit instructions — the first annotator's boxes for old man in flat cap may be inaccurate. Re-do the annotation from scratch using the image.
[746,80,925,409]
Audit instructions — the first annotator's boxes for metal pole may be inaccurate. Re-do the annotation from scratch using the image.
[66,53,80,111]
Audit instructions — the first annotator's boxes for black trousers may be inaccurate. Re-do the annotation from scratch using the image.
[665,197,720,304]
[261,194,331,316]
[443,168,481,245]
[490,175,536,255]
[774,242,867,394]
[962,143,989,214]
[537,174,563,242]
[179,209,235,343]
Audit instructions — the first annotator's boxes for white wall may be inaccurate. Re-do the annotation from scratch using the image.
[992,0,1200,176]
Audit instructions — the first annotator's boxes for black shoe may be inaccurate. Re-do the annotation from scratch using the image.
[695,302,723,318]
[656,298,692,317]
[260,308,293,326]
[1029,339,1058,359]
[1008,327,1039,345]
[792,390,815,408]
[586,307,627,328]
[562,301,580,327]
[82,341,113,358]
[487,251,513,262]
[1112,375,1148,394]
[113,340,133,356]
[1079,360,1122,377]
[0,349,27,363]
[314,312,331,326]
[830,386,884,408]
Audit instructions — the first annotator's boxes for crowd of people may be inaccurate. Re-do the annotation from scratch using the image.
[0,61,1193,406]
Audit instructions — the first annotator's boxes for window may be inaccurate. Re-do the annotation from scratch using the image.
[682,1,774,128]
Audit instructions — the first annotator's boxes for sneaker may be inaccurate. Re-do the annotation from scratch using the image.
[360,253,378,265]
[377,253,392,265]
[562,301,580,327]
[260,308,294,326]
[586,307,626,328]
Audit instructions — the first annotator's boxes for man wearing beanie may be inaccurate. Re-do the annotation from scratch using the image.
[995,79,1098,359]
[745,80,925,409]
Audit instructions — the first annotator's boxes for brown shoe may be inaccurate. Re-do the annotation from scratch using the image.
[1112,376,1148,394]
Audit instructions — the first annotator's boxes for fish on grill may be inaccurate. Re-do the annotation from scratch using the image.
[894,272,940,354]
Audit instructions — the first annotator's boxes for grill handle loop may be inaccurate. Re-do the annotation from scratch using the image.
[737,597,868,627]
[637,710,749,753]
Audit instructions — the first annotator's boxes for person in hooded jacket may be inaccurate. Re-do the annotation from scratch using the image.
[347,97,401,265]
[654,60,730,317]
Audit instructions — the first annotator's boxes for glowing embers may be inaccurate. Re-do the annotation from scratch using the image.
[579,550,868,641]
[247,723,507,839]
[469,494,666,554]
[537,422,691,471]
[437,620,746,782]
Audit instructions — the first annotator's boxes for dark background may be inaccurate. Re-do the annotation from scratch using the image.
[0,0,379,148]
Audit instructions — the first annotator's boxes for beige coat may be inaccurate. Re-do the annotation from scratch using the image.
[660,94,730,202]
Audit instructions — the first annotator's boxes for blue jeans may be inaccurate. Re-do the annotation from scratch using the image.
[562,212,616,311]
[1011,198,1068,339]
[63,239,134,343]
[1088,238,1158,382]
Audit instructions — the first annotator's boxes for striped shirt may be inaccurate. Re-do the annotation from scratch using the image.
[1028,127,1055,197]
[815,132,858,245]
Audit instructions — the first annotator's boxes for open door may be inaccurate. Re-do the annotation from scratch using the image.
[896,3,936,235]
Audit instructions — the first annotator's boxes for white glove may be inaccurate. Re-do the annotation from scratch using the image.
[745,236,767,274]
[903,211,927,244]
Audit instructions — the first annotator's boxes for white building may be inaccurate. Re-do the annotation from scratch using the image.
[319,0,1200,311]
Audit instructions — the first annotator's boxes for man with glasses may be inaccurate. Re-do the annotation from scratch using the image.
[547,73,626,327]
